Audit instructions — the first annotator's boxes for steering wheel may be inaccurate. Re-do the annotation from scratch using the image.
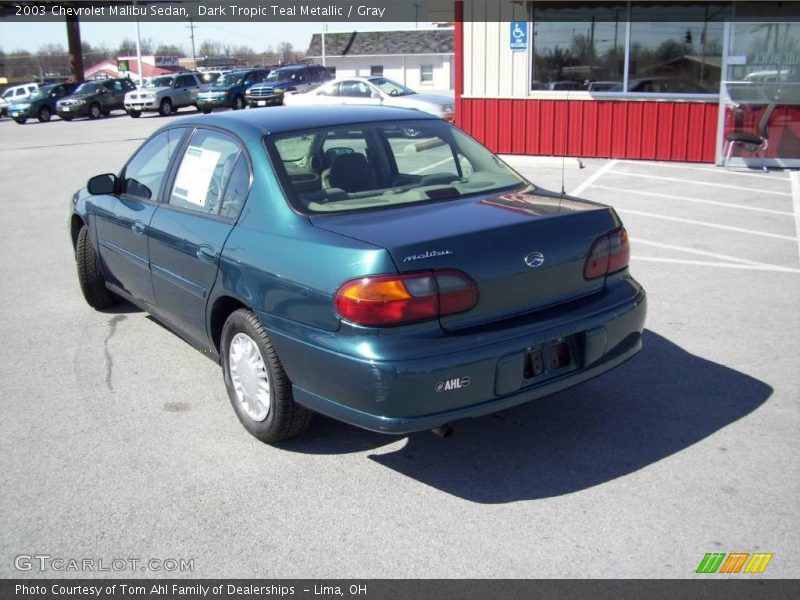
[389,89,400,96]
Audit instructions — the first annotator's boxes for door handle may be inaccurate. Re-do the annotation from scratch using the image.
[131,222,145,235]
[196,246,217,263]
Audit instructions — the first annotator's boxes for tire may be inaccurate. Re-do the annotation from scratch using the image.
[232,95,245,110]
[158,98,173,116]
[128,110,141,118]
[75,226,120,309]
[60,115,73,121]
[14,116,26,125]
[88,103,101,119]
[201,108,212,114]
[221,309,312,443]
[38,107,52,122]
[101,108,111,117]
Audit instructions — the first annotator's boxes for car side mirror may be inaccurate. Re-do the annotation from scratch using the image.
[87,173,117,195]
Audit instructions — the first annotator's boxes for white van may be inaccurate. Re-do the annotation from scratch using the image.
[0,83,40,116]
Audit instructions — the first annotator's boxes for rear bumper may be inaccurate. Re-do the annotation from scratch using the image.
[263,277,647,434]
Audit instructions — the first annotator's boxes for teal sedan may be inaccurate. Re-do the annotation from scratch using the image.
[70,107,646,443]
[9,82,78,124]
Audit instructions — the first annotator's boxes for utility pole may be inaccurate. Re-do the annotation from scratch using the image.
[187,18,198,68]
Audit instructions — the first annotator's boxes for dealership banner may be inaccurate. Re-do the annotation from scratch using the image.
[2,580,800,600]
[4,0,800,23]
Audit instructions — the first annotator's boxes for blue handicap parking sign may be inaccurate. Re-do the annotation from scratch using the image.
[510,21,528,51]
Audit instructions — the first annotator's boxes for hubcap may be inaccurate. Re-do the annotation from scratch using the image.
[228,332,270,422]
[91,105,100,117]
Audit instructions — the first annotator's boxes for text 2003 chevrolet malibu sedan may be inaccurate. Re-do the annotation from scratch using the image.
[70,106,646,443]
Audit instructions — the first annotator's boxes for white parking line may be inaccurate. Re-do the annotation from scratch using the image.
[632,256,800,273]
[791,171,800,264]
[617,159,791,181]
[412,156,456,175]
[569,159,618,197]
[608,171,792,197]
[593,185,794,217]
[617,208,798,241]
[629,237,791,268]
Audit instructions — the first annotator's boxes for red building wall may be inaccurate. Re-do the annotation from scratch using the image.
[456,98,720,163]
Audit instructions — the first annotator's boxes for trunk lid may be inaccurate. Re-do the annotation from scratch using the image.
[311,187,621,330]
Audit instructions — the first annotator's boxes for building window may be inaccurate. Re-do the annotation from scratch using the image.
[370,65,383,76]
[530,1,731,94]
[627,2,727,93]
[421,65,434,83]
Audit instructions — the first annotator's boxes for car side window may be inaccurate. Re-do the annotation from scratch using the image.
[319,83,340,97]
[340,81,371,97]
[219,157,251,220]
[121,128,186,201]
[168,129,243,217]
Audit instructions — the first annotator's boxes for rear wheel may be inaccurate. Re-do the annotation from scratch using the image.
[75,226,120,309]
[88,103,101,119]
[37,107,52,122]
[13,116,26,124]
[128,110,141,118]
[232,95,245,110]
[158,98,173,116]
[221,309,313,443]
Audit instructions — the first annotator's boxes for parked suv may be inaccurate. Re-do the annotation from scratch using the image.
[0,82,39,117]
[124,72,203,117]
[56,78,136,120]
[246,64,332,107]
[8,82,79,124]
[196,68,270,112]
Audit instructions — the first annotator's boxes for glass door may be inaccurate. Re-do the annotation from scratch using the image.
[717,21,800,168]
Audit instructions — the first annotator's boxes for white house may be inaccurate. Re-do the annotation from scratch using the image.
[306,29,454,92]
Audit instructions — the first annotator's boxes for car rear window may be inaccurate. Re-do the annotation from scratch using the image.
[267,120,525,215]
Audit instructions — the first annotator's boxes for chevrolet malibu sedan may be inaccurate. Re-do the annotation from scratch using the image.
[70,106,646,443]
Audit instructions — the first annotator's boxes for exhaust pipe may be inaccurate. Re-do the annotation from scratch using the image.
[431,424,454,438]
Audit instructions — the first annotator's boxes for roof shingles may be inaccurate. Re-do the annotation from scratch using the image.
[308,30,453,57]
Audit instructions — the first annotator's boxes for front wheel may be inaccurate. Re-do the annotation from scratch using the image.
[75,226,120,309]
[88,103,101,119]
[158,98,173,116]
[60,115,73,121]
[14,116,26,124]
[38,107,52,122]
[201,107,212,114]
[221,309,312,443]
[128,110,141,118]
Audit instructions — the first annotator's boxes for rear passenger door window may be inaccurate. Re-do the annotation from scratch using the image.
[168,129,249,218]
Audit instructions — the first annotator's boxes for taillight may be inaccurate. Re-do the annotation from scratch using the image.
[584,228,630,279]
[334,269,478,326]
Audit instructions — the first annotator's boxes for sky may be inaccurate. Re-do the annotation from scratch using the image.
[0,21,432,55]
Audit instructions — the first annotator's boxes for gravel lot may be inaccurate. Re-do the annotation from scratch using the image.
[0,108,798,579]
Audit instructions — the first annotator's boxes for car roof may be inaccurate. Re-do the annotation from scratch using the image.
[176,105,439,135]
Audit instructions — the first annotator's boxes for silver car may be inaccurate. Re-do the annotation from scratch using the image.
[283,77,455,130]
[124,73,202,117]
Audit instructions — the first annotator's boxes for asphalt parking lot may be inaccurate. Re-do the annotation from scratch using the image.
[0,109,798,579]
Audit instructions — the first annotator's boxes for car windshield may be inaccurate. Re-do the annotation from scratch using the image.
[148,76,175,88]
[29,86,55,100]
[268,120,526,215]
[74,82,102,94]
[266,69,299,82]
[214,72,244,86]
[368,77,415,96]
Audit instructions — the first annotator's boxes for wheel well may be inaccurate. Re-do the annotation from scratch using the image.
[161,96,172,105]
[209,296,248,352]
[70,215,85,251]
